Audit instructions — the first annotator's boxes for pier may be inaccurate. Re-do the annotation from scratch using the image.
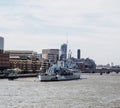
[0,73,38,79]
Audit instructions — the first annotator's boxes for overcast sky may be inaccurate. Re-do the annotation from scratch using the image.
[0,0,120,65]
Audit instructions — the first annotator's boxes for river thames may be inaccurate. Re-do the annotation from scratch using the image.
[0,73,120,108]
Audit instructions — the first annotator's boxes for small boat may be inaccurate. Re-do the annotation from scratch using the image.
[38,62,80,81]
[8,72,18,80]
[3,69,19,80]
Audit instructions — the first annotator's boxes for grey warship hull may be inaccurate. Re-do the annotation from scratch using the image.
[38,72,80,81]
[39,61,81,82]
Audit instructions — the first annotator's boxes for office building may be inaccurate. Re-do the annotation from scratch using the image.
[77,49,81,59]
[0,53,10,70]
[0,36,4,53]
[60,43,67,60]
[42,49,59,63]
[37,53,42,60]
[0,37,10,70]
[5,50,37,60]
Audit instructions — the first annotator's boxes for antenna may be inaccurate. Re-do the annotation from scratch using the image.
[66,32,68,45]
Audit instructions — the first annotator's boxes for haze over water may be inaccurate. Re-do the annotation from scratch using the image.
[0,73,120,108]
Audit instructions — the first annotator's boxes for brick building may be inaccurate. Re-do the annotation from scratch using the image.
[9,59,41,73]
[0,53,10,70]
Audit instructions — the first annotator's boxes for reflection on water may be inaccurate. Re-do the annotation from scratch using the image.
[0,73,120,108]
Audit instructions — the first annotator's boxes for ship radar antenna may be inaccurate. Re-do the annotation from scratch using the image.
[66,32,69,59]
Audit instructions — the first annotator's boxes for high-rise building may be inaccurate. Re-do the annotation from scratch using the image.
[0,53,10,70]
[60,43,67,60]
[0,36,10,70]
[0,36,4,53]
[77,49,81,59]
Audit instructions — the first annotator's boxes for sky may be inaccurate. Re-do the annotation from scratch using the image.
[0,0,120,65]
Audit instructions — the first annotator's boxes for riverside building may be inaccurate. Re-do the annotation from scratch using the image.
[0,36,10,70]
[5,50,37,60]
[5,50,41,73]
[42,49,59,63]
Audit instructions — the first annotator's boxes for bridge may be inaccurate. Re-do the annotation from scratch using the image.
[81,68,120,74]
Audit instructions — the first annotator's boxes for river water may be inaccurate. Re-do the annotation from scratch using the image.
[0,73,120,108]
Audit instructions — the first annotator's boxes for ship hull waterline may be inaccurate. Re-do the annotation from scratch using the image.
[38,73,80,82]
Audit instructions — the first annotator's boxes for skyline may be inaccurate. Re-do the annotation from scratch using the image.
[0,0,120,65]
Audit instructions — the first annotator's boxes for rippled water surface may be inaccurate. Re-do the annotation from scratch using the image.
[0,73,120,108]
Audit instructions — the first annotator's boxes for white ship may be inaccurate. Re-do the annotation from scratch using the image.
[38,61,80,81]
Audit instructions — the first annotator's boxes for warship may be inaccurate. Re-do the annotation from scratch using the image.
[38,61,80,81]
